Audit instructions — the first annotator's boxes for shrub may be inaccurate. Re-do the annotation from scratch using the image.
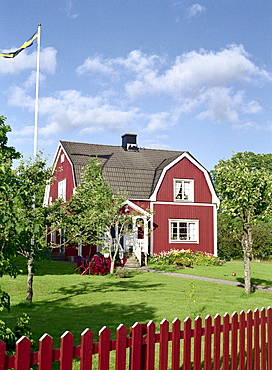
[0,290,33,354]
[0,314,33,354]
[149,249,224,267]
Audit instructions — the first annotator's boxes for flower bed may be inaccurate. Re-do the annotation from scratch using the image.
[149,249,224,268]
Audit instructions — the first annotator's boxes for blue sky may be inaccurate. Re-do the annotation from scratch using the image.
[0,0,271,171]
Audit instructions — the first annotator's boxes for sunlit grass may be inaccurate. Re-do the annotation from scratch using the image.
[1,258,272,349]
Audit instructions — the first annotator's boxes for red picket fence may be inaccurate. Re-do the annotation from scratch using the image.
[1,307,272,369]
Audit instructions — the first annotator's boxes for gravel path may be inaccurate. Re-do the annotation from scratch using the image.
[137,267,272,293]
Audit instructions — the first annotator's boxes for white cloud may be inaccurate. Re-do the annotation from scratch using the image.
[232,121,262,130]
[187,4,206,18]
[242,100,262,114]
[196,87,243,122]
[7,44,271,142]
[0,47,57,75]
[76,56,114,75]
[126,45,271,99]
[62,0,79,19]
[76,50,163,79]
[146,112,178,132]
[7,86,34,110]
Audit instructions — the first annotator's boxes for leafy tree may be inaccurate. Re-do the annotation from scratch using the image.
[0,117,21,257]
[0,117,34,349]
[217,214,272,260]
[13,155,53,303]
[212,152,272,294]
[51,158,132,274]
[0,116,53,303]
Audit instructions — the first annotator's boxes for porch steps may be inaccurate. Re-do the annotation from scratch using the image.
[51,253,65,261]
[124,254,141,268]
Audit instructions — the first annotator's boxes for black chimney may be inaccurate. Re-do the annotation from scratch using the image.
[121,133,138,151]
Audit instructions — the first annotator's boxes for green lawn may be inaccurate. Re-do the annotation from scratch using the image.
[147,259,272,287]
[1,259,272,349]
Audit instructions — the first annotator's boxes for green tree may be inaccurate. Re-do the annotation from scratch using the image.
[0,117,34,347]
[217,214,272,260]
[212,152,272,294]
[0,116,21,258]
[14,155,53,303]
[51,158,132,274]
[0,116,54,303]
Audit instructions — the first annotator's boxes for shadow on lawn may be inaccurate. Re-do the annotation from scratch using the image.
[11,276,164,344]
[48,278,163,298]
[236,276,272,289]
[14,299,158,345]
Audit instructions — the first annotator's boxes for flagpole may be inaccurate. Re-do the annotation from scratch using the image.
[33,24,41,159]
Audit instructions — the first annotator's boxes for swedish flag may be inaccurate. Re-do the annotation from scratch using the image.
[0,31,38,58]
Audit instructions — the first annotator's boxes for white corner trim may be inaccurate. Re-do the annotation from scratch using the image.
[213,204,218,256]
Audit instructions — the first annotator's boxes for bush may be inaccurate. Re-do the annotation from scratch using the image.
[0,290,33,354]
[217,214,272,260]
[149,249,224,267]
[0,314,33,354]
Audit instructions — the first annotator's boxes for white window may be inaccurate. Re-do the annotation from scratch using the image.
[50,230,56,244]
[58,179,66,202]
[174,179,194,202]
[169,219,199,243]
[60,154,65,163]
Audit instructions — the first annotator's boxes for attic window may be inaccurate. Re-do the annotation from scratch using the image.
[60,154,65,163]
[58,179,66,202]
[174,179,194,202]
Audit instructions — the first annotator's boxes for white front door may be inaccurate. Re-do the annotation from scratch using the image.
[123,217,149,264]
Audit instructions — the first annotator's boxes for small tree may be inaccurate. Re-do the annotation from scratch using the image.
[212,152,272,294]
[53,158,125,244]
[52,158,130,269]
[0,117,35,345]
[105,205,133,275]
[14,155,53,303]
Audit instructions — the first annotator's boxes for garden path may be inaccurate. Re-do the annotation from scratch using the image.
[136,267,272,293]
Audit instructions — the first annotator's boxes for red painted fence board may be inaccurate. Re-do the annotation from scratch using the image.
[115,324,127,370]
[159,319,169,370]
[80,328,93,370]
[1,307,272,369]
[38,334,53,370]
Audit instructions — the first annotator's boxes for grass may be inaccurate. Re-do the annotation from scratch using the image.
[147,259,272,287]
[1,258,272,349]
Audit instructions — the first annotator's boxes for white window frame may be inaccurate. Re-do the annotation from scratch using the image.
[58,179,66,202]
[169,219,199,243]
[60,154,65,163]
[50,230,57,244]
[174,179,194,202]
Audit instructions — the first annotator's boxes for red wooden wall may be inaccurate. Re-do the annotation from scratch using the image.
[156,157,212,203]
[48,149,75,205]
[152,203,215,255]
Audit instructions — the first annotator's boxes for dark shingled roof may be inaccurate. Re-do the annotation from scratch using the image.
[60,141,185,199]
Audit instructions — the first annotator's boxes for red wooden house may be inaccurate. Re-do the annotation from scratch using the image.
[44,133,219,263]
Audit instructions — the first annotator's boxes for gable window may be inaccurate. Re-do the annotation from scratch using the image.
[169,219,199,243]
[174,179,194,202]
[58,179,66,202]
[60,154,65,163]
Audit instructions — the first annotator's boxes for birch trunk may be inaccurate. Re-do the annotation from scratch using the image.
[26,256,34,303]
[242,224,253,295]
